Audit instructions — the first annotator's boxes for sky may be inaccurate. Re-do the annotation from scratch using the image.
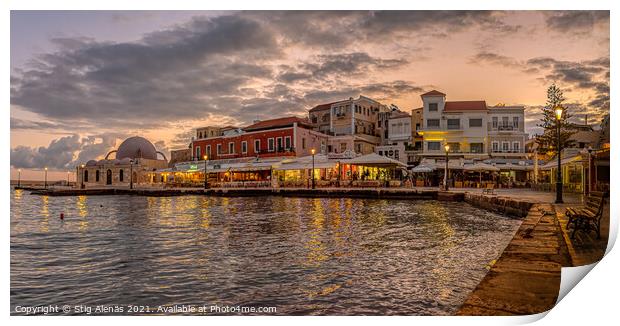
[10,10,610,180]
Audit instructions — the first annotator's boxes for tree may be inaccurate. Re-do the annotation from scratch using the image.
[535,84,577,154]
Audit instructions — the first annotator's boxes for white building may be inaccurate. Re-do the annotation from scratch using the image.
[419,90,490,159]
[487,105,528,159]
[376,110,412,164]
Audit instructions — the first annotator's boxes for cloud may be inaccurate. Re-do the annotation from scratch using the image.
[471,51,609,116]
[11,14,280,129]
[10,133,128,170]
[545,11,609,34]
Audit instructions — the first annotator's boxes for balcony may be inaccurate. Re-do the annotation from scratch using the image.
[488,122,525,132]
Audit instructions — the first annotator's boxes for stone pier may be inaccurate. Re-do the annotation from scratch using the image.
[457,203,571,315]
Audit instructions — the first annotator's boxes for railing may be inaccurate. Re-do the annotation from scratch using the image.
[488,122,525,132]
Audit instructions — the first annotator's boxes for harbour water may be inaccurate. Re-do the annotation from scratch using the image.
[10,189,521,315]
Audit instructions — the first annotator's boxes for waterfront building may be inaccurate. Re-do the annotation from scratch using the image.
[487,105,528,159]
[418,90,490,160]
[191,116,329,161]
[77,136,169,187]
[168,148,192,167]
[309,95,391,154]
[376,110,412,165]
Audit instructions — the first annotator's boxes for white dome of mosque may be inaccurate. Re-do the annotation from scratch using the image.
[116,136,158,160]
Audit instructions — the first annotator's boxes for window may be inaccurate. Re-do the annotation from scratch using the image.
[119,169,124,182]
[302,138,306,149]
[492,141,499,152]
[241,141,247,154]
[340,143,347,152]
[502,142,510,152]
[196,146,201,159]
[206,145,211,157]
[268,138,275,152]
[228,142,235,154]
[427,119,440,128]
[254,139,260,153]
[276,137,283,151]
[378,120,382,127]
[285,136,291,149]
[429,103,438,112]
[469,118,483,127]
[513,142,520,152]
[217,144,222,155]
[84,170,89,182]
[428,142,441,151]
[394,150,399,160]
[502,116,509,127]
[447,119,460,129]
[513,117,519,128]
[492,117,498,128]
[96,170,100,182]
[470,143,484,153]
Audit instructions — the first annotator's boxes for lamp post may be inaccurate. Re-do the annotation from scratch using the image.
[80,164,85,189]
[554,106,564,204]
[67,171,70,187]
[311,148,316,189]
[44,167,48,189]
[203,155,209,189]
[444,144,450,191]
[129,159,134,190]
[587,146,593,195]
[17,169,21,188]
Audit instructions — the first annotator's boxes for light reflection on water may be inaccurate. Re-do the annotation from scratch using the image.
[10,190,521,315]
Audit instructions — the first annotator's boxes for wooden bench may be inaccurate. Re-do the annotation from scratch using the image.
[566,191,606,239]
[482,183,495,195]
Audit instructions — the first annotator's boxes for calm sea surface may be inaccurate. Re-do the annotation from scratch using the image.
[10,189,521,315]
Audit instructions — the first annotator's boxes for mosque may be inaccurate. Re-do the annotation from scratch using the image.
[77,136,168,188]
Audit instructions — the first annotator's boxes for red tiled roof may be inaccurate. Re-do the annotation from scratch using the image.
[421,90,446,97]
[444,101,487,112]
[309,102,337,112]
[243,116,311,131]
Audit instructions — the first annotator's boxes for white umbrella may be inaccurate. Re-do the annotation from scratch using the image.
[412,165,434,173]
[464,162,499,185]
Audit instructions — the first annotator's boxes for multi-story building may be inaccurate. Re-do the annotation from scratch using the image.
[488,105,528,159]
[191,117,329,161]
[376,111,412,164]
[309,95,391,154]
[419,90,490,159]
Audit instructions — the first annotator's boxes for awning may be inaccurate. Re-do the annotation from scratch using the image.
[464,162,500,172]
[411,165,435,173]
[539,155,585,170]
[342,153,407,167]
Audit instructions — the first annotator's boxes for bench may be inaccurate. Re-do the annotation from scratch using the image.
[566,191,607,239]
[482,183,495,195]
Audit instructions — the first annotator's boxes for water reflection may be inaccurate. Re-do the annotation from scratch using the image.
[11,191,520,315]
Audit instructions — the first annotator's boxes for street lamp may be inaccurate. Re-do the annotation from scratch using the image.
[587,146,593,194]
[554,106,564,203]
[129,159,134,190]
[44,167,48,189]
[67,171,70,187]
[203,155,209,189]
[17,169,21,188]
[311,148,316,189]
[444,144,450,191]
[80,164,85,189]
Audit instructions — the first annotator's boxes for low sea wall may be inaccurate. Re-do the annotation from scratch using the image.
[464,193,534,218]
